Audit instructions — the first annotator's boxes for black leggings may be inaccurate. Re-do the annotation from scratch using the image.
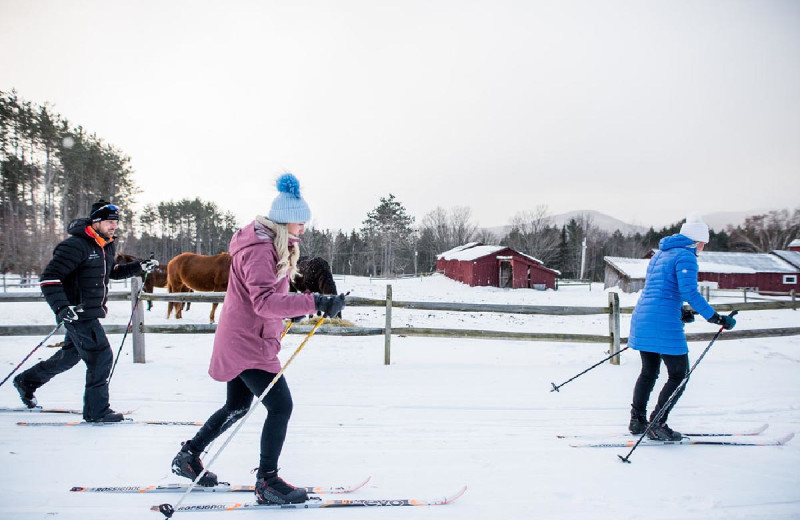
[631,351,689,423]
[189,369,293,473]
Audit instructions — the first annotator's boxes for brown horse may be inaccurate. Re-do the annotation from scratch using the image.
[167,252,231,323]
[115,254,169,311]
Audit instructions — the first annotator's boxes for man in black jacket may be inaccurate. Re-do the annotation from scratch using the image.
[13,200,158,423]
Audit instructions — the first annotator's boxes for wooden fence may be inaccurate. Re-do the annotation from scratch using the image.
[1,278,798,366]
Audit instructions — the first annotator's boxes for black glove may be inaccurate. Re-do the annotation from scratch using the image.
[56,305,80,324]
[680,306,695,324]
[288,315,306,323]
[708,312,736,330]
[140,259,159,274]
[313,293,346,318]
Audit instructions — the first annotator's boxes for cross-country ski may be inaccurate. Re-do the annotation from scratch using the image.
[568,432,795,448]
[70,476,371,494]
[0,406,135,415]
[557,423,770,439]
[153,486,467,515]
[16,419,202,427]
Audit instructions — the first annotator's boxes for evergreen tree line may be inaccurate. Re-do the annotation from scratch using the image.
[0,90,138,275]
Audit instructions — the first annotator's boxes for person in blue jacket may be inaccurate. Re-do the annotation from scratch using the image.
[627,214,736,441]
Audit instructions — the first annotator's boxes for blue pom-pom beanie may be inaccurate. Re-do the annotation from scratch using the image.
[268,173,311,224]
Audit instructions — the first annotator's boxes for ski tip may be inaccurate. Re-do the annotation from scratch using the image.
[777,432,795,445]
[754,423,769,435]
[446,486,467,504]
[434,486,467,505]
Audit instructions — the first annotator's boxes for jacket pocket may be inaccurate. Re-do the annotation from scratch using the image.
[258,324,280,359]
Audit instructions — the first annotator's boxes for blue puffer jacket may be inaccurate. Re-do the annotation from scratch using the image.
[628,234,716,355]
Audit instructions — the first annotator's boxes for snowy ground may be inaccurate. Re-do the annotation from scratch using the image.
[1,274,798,520]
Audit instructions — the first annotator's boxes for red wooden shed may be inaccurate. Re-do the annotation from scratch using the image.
[436,243,559,290]
[633,249,800,294]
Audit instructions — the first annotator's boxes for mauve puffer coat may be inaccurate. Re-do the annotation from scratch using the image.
[628,234,716,356]
[208,221,315,381]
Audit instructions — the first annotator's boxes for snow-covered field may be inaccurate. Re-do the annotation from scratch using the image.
[1,274,798,520]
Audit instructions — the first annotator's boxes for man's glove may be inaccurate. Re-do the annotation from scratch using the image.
[288,315,306,323]
[708,312,736,330]
[56,305,80,324]
[140,259,159,274]
[313,293,346,318]
[680,306,695,324]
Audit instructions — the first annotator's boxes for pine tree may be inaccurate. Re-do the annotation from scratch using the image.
[361,194,415,276]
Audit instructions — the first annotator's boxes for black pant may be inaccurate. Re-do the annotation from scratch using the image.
[19,319,113,421]
[631,351,689,423]
[190,369,293,474]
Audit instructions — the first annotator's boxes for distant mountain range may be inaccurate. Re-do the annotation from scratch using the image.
[483,209,763,238]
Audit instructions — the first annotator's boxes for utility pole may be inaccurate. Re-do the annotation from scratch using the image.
[579,237,587,280]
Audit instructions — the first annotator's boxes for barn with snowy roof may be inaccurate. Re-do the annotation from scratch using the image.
[605,250,800,293]
[436,242,560,289]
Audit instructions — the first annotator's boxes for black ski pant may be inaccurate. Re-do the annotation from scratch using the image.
[189,369,293,474]
[18,319,114,421]
[631,351,689,423]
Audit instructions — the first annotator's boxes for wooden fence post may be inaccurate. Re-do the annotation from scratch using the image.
[131,278,146,364]
[384,284,392,366]
[608,292,621,366]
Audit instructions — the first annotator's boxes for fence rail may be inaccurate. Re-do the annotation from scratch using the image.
[1,282,797,366]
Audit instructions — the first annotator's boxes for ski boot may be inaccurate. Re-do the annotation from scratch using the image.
[255,470,308,504]
[646,410,682,441]
[85,409,125,423]
[13,375,38,409]
[628,412,648,435]
[646,410,682,440]
[172,441,218,487]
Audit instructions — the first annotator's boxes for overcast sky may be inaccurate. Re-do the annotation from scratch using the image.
[2,0,798,232]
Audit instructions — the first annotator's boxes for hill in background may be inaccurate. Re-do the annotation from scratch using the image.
[483,209,766,238]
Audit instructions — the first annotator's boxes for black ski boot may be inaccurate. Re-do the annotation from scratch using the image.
[172,441,218,487]
[85,409,125,423]
[628,412,648,435]
[646,412,682,441]
[13,375,37,409]
[647,410,682,441]
[255,470,308,505]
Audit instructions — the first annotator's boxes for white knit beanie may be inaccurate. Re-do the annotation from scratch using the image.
[679,213,709,243]
[268,173,311,224]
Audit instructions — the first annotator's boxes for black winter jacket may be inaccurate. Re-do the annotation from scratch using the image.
[40,218,143,321]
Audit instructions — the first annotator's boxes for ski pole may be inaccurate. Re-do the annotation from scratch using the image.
[108,253,154,384]
[0,322,65,389]
[550,346,630,392]
[618,310,738,464]
[157,316,327,519]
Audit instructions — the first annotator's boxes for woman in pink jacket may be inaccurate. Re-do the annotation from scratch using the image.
[170,174,345,505]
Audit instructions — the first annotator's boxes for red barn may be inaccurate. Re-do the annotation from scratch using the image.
[436,243,559,290]
[696,251,799,293]
[635,249,800,294]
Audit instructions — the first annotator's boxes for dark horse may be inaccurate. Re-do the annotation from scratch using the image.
[290,256,340,317]
[166,252,231,323]
[115,254,168,311]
